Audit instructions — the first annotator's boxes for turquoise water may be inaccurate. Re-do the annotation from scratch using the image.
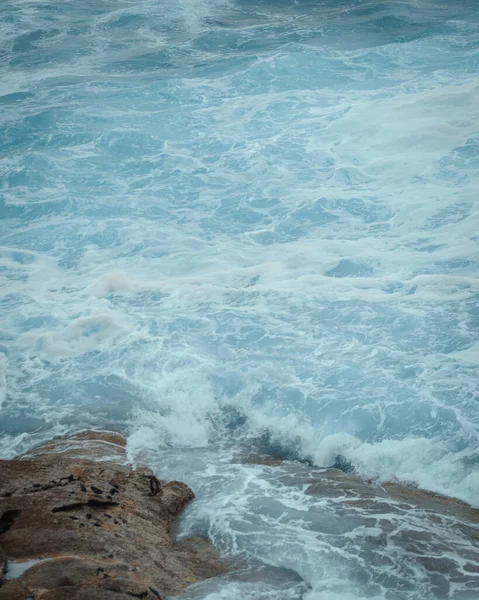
[1,0,478,597]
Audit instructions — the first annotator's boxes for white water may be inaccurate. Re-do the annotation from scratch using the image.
[1,0,478,597]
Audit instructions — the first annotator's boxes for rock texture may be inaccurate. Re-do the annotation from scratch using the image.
[0,431,226,600]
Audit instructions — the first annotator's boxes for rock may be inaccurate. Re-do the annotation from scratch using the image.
[0,547,5,579]
[301,467,479,526]
[242,457,479,595]
[0,431,227,599]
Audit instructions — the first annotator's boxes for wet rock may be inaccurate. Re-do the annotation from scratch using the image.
[0,547,5,579]
[242,458,479,595]
[302,467,479,525]
[0,431,227,600]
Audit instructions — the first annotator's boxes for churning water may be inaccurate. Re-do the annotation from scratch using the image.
[1,0,478,598]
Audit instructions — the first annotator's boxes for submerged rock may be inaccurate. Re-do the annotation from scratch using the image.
[0,431,227,600]
[239,456,479,598]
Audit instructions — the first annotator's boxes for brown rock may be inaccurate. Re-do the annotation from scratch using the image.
[0,431,227,600]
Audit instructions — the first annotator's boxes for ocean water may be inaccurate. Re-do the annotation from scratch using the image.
[1,0,478,597]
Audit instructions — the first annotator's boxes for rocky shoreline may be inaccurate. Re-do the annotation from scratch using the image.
[0,431,227,600]
[1,432,479,599]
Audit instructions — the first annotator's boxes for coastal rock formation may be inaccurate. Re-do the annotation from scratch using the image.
[0,431,226,600]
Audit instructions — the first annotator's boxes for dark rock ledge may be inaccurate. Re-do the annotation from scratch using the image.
[0,431,227,600]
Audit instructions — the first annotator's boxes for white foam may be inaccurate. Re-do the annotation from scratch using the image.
[311,434,479,507]
[1,1,479,597]
[17,309,145,361]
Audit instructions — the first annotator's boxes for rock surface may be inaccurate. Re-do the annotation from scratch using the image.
[243,456,479,597]
[0,431,226,600]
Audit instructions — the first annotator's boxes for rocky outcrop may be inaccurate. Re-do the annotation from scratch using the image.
[0,431,227,600]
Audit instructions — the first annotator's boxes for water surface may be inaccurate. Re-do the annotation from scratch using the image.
[1,0,478,598]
